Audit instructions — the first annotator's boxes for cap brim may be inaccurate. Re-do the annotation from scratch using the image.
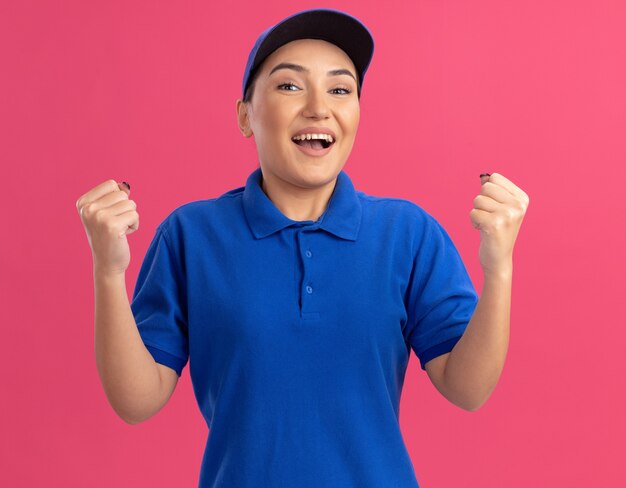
[248,9,374,95]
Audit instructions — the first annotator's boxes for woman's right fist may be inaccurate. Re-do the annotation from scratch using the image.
[76,179,139,276]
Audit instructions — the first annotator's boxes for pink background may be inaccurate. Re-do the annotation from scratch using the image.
[2,0,625,486]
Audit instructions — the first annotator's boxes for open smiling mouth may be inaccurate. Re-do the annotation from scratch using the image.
[291,134,335,154]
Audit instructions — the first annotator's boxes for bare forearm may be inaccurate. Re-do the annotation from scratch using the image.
[94,269,164,424]
[443,267,512,411]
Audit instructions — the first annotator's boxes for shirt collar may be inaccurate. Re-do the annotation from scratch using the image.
[242,167,362,241]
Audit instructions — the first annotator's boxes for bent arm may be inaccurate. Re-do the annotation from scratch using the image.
[441,267,512,411]
[94,269,177,424]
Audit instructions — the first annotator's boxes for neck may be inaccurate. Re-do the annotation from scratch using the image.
[260,169,337,222]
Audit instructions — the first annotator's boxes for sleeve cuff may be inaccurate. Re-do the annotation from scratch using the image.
[419,336,463,370]
[144,343,187,377]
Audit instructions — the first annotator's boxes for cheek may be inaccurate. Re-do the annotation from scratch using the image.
[258,105,291,135]
[341,111,360,137]
[352,110,360,129]
[250,110,278,147]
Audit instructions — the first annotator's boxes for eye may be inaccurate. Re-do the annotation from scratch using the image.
[331,87,352,95]
[277,82,300,91]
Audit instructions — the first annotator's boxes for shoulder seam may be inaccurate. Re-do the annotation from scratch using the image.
[173,191,244,210]
[154,222,187,292]
[357,193,418,204]
[157,191,244,231]
[356,193,431,215]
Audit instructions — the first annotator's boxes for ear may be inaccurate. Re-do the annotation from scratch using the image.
[236,99,253,138]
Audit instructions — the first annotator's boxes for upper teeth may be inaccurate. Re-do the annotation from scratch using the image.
[292,133,334,143]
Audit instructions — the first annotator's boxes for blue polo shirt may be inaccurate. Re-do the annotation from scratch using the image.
[130,166,479,487]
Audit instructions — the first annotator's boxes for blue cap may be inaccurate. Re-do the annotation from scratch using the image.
[242,8,375,99]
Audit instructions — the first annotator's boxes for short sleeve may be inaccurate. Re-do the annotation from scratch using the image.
[404,215,479,370]
[130,223,189,377]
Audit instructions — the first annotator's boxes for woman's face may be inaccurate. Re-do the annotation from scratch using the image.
[236,38,360,190]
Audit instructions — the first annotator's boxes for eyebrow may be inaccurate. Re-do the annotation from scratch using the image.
[268,62,357,83]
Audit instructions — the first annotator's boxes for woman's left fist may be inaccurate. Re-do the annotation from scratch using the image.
[469,172,530,274]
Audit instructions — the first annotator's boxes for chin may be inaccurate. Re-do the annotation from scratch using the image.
[300,161,342,178]
[283,165,338,189]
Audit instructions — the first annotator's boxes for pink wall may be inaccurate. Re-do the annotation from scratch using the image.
[2,0,625,486]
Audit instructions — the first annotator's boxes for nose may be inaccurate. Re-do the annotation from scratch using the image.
[302,86,329,119]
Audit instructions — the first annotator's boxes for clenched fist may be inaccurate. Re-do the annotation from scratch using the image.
[76,180,139,276]
[470,173,529,275]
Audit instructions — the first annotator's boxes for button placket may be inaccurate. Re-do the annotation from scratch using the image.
[297,229,319,319]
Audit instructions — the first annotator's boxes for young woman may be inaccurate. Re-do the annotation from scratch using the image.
[76,8,529,488]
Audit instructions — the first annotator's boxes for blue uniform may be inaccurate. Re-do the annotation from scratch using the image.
[130,166,479,487]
